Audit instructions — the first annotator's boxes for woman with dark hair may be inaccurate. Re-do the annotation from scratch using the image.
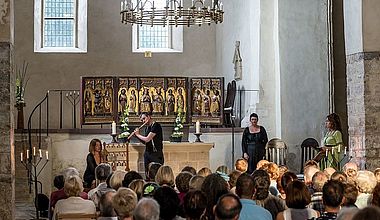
[83,138,103,189]
[241,113,268,174]
[322,113,344,170]
[201,173,229,220]
[183,190,207,220]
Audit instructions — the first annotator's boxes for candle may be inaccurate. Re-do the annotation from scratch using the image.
[46,151,49,160]
[344,146,347,155]
[121,1,124,11]
[39,149,42,158]
[325,149,328,157]
[332,147,334,155]
[26,150,29,159]
[112,121,117,135]
[33,147,36,156]
[196,120,201,134]
[21,152,23,162]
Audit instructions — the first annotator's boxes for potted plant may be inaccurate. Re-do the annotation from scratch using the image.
[118,108,130,142]
[170,111,185,142]
[15,61,30,129]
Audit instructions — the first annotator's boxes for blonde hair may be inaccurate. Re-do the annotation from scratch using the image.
[110,170,127,190]
[64,175,83,197]
[261,162,279,180]
[129,179,145,200]
[228,170,242,188]
[235,158,248,173]
[356,170,377,194]
[197,167,212,177]
[256,159,269,170]
[112,187,138,218]
[155,165,175,187]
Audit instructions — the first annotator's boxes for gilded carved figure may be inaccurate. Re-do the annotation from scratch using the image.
[193,89,202,115]
[211,89,221,115]
[94,89,103,114]
[203,89,211,116]
[119,88,127,114]
[128,89,137,113]
[167,89,175,114]
[104,90,112,114]
[152,88,164,114]
[140,87,152,113]
[84,90,92,116]
[177,88,185,113]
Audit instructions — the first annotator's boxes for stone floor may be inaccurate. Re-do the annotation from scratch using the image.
[15,202,48,220]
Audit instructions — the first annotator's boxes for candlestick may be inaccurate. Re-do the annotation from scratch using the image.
[33,147,36,156]
[21,152,23,162]
[46,151,49,160]
[195,120,201,134]
[26,150,29,159]
[39,149,42,158]
[112,121,117,135]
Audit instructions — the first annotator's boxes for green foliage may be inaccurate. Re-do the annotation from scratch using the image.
[118,108,130,138]
[171,111,185,138]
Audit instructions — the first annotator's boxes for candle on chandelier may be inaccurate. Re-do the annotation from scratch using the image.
[112,121,117,135]
[33,147,36,156]
[26,150,29,159]
[46,151,49,160]
[39,149,42,158]
[344,146,347,155]
[196,120,201,134]
[21,152,23,162]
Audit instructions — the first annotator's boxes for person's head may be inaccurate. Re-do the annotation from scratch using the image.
[251,169,270,200]
[201,173,229,219]
[331,171,348,183]
[140,112,153,125]
[64,175,84,197]
[99,191,116,217]
[183,190,207,220]
[53,175,64,190]
[261,162,279,181]
[153,186,180,220]
[285,180,311,209]
[343,162,358,180]
[147,162,162,181]
[122,170,143,188]
[175,171,193,193]
[62,167,80,180]
[197,167,212,177]
[372,183,380,207]
[216,165,229,175]
[304,166,320,185]
[110,170,127,190]
[256,160,269,170]
[189,175,205,191]
[88,138,102,154]
[312,171,329,192]
[342,182,358,206]
[249,113,259,126]
[278,165,289,177]
[374,168,380,183]
[95,163,112,182]
[326,113,342,131]
[155,165,175,187]
[304,160,319,170]
[181,166,197,176]
[322,180,344,209]
[279,171,298,195]
[228,170,242,189]
[213,193,242,220]
[129,179,145,200]
[235,173,254,199]
[352,206,380,220]
[356,170,377,194]
[133,198,160,220]
[112,187,138,219]
[142,182,160,198]
[336,207,359,220]
[324,167,336,179]
[235,158,248,173]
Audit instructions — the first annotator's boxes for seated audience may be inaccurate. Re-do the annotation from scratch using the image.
[257,159,270,170]
[236,173,271,220]
[252,169,286,220]
[228,170,242,194]
[128,179,145,200]
[343,162,358,183]
[183,190,207,220]
[98,191,117,220]
[53,175,96,220]
[309,171,329,213]
[142,182,160,198]
[175,171,194,204]
[182,166,197,176]
[304,166,320,193]
[201,173,229,220]
[216,165,230,176]
[352,206,380,220]
[49,175,64,220]
[155,165,175,187]
[278,171,298,200]
[112,188,138,220]
[121,170,143,188]
[261,162,280,196]
[235,158,248,173]
[88,163,114,209]
[323,167,336,180]
[133,198,160,220]
[153,186,181,220]
[213,193,242,220]
[189,175,205,191]
[146,162,162,182]
[276,180,319,220]
[278,165,289,177]
[342,182,358,208]
[197,167,212,177]
[109,170,127,190]
[314,180,344,220]
[330,171,347,183]
[355,170,377,208]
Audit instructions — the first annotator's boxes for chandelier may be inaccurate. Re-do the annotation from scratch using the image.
[120,0,224,27]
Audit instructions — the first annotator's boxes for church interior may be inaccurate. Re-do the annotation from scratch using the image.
[1,0,380,219]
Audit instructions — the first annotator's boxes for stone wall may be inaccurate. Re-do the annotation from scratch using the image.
[347,52,380,170]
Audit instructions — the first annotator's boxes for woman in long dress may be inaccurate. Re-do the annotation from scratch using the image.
[322,113,344,170]
[83,139,102,189]
[241,113,268,174]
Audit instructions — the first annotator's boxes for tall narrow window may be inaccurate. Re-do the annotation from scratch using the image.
[34,0,87,53]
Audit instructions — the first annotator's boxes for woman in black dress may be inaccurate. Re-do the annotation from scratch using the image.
[83,138,102,189]
[241,113,268,174]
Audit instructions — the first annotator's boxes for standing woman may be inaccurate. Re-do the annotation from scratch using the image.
[83,138,103,189]
[242,113,268,174]
[323,113,344,170]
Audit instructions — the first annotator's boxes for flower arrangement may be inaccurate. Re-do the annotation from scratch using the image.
[118,108,130,138]
[171,111,185,139]
[15,61,30,106]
